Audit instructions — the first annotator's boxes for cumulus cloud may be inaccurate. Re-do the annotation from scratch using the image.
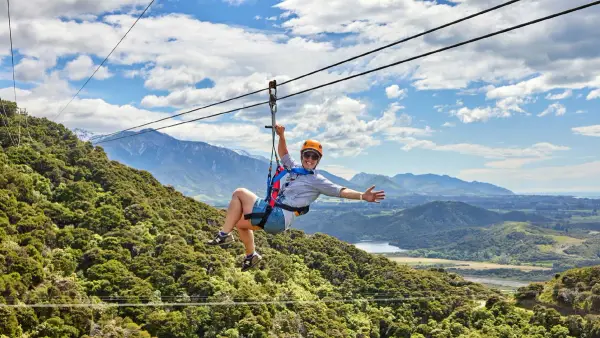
[2,0,599,168]
[64,55,113,81]
[281,97,404,157]
[319,164,358,180]
[572,125,600,137]
[0,0,148,20]
[14,57,56,82]
[385,85,407,99]
[392,136,569,169]
[459,161,600,193]
[588,89,600,100]
[538,102,566,117]
[546,90,572,100]
[442,122,455,128]
[222,0,248,5]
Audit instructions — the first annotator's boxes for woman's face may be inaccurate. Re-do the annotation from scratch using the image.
[301,150,320,170]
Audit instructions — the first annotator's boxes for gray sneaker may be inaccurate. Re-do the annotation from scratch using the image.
[207,232,235,247]
[241,253,262,272]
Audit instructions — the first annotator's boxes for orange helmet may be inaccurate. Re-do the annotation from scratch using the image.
[301,139,323,157]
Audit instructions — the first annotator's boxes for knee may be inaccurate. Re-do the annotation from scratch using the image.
[233,188,250,198]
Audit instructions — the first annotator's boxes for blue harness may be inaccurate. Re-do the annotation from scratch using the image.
[244,165,314,228]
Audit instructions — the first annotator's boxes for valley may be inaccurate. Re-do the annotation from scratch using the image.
[333,201,600,296]
[3,108,600,335]
[84,127,600,295]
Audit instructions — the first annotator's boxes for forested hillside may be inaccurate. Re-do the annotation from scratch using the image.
[2,108,600,336]
[517,265,600,315]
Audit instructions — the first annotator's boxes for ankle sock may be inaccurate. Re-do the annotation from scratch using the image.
[219,231,229,237]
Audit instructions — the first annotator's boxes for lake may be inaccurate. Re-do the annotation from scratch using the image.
[353,241,407,253]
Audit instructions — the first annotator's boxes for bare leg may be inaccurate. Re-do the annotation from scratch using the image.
[220,188,260,255]
[236,224,256,255]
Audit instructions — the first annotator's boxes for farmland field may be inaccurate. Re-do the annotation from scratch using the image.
[388,256,551,271]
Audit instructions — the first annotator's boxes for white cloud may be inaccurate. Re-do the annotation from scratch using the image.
[459,161,600,193]
[14,57,56,82]
[446,95,532,124]
[254,15,262,20]
[392,137,569,169]
[0,0,148,19]
[283,98,403,157]
[572,125,600,137]
[266,16,278,21]
[385,84,407,99]
[222,0,247,5]
[546,90,572,100]
[484,157,550,169]
[538,102,566,117]
[442,122,455,128]
[453,107,500,123]
[319,164,358,180]
[2,0,599,174]
[575,110,587,114]
[385,126,433,139]
[64,55,113,81]
[588,89,600,100]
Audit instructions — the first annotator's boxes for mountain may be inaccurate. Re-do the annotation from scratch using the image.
[294,201,504,242]
[80,130,513,204]
[231,148,270,162]
[351,173,407,195]
[350,172,514,196]
[391,201,503,229]
[88,130,359,204]
[72,127,100,142]
[295,201,580,265]
[4,108,584,337]
[92,129,269,204]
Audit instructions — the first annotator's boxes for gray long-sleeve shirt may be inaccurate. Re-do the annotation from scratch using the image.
[277,153,345,228]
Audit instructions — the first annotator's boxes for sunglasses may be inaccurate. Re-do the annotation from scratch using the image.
[302,152,320,161]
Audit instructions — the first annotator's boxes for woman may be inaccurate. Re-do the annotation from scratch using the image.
[207,124,385,271]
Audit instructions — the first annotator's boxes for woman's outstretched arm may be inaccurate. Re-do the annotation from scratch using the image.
[276,124,289,158]
[340,186,385,203]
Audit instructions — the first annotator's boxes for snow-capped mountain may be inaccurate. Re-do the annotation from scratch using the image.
[72,128,103,142]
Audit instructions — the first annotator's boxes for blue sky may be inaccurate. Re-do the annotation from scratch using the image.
[1,0,599,194]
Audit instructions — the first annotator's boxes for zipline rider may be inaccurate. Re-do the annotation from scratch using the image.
[207,124,385,271]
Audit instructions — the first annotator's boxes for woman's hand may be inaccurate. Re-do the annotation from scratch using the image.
[275,124,285,137]
[362,186,385,203]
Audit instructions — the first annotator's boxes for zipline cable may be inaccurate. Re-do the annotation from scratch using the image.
[94,1,600,145]
[0,290,443,302]
[5,0,20,146]
[0,296,438,308]
[94,0,524,139]
[0,98,16,146]
[277,0,600,101]
[95,100,269,144]
[53,0,156,122]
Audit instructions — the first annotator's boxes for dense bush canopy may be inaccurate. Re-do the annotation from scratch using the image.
[2,106,600,337]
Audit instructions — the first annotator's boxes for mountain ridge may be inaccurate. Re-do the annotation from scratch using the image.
[76,128,514,203]
[351,171,513,196]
